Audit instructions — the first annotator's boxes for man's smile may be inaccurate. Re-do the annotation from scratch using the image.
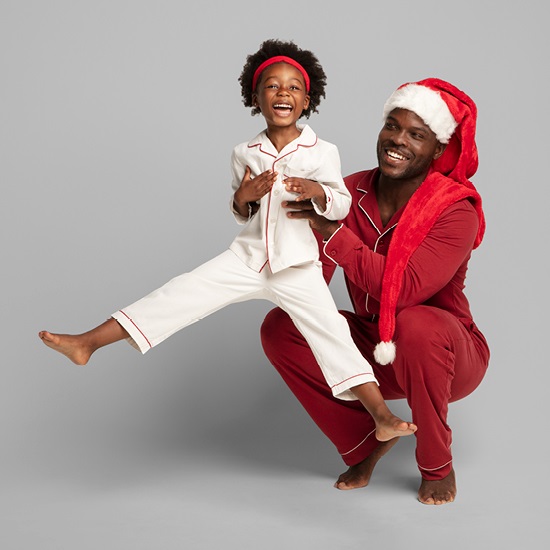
[384,148,410,162]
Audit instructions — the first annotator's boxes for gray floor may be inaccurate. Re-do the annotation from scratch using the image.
[3,318,547,549]
[5,446,534,550]
[3,413,546,550]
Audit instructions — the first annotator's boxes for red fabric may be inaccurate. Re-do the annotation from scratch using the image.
[376,171,483,346]
[374,79,485,356]
[322,170,480,321]
[261,306,489,480]
[252,55,311,91]
[261,169,490,480]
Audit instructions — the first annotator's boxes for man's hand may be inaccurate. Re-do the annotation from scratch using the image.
[233,167,277,218]
[283,200,340,240]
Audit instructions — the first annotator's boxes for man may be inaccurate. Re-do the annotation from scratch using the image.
[260,78,490,505]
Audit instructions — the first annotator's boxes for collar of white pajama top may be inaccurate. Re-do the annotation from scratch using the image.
[229,124,352,274]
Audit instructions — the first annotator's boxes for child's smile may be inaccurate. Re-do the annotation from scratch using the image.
[272,102,294,117]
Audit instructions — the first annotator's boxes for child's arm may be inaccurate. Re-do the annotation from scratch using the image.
[284,142,351,221]
[233,166,277,218]
[230,146,276,223]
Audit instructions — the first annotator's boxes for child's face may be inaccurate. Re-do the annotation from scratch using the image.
[252,63,310,130]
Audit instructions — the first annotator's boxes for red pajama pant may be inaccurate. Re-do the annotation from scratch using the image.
[261,304,489,480]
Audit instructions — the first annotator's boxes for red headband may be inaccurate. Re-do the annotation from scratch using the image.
[252,56,310,92]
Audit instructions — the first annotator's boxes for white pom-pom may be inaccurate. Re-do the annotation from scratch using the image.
[373,341,396,365]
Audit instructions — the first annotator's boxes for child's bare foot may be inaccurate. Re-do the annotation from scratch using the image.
[418,469,456,505]
[350,382,416,442]
[334,438,399,490]
[38,331,93,365]
[375,414,417,442]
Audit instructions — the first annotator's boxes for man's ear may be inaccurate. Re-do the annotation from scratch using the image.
[433,142,447,160]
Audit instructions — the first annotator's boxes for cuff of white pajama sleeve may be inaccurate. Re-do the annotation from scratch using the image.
[322,224,362,265]
[312,184,335,219]
[331,372,379,401]
[229,196,255,225]
[111,310,152,354]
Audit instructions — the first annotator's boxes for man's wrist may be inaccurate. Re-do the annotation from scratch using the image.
[320,221,341,240]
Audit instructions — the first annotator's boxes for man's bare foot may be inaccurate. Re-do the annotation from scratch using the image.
[375,415,417,442]
[334,438,399,490]
[418,469,456,505]
[38,331,93,365]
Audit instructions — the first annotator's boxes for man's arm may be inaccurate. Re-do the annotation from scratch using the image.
[286,199,479,308]
[325,201,480,307]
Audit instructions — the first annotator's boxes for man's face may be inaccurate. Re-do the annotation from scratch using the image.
[376,108,446,181]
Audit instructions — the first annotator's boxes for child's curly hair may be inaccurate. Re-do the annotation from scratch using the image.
[239,39,327,119]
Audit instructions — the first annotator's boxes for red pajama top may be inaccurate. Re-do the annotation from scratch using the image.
[321,169,480,324]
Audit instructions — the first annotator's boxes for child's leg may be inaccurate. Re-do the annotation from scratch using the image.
[268,263,416,441]
[40,250,265,363]
[111,250,265,352]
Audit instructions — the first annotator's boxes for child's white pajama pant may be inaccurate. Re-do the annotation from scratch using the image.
[111,249,377,400]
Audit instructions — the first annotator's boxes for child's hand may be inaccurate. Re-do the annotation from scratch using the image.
[233,167,277,218]
[235,167,277,204]
[284,177,326,209]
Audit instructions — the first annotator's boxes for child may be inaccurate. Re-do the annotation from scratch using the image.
[39,39,416,442]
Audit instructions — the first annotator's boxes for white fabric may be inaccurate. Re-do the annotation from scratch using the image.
[382,84,457,144]
[112,250,377,400]
[229,125,351,273]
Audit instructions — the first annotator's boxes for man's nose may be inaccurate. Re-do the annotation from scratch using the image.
[391,130,408,145]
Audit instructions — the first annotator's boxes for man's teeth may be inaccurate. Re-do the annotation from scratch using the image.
[387,150,406,160]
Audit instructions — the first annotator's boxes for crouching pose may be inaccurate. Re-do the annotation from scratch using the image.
[261,78,490,504]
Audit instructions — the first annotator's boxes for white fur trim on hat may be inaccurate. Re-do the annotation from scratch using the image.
[383,84,457,144]
[373,341,396,365]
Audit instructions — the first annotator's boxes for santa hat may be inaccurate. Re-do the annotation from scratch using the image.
[373,78,486,365]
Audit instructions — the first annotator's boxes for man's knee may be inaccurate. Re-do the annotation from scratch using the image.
[260,307,296,360]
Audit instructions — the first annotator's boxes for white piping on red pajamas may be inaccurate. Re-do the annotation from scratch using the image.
[417,459,453,471]
[341,428,377,456]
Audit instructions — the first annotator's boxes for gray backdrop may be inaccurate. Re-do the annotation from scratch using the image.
[2,1,548,549]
